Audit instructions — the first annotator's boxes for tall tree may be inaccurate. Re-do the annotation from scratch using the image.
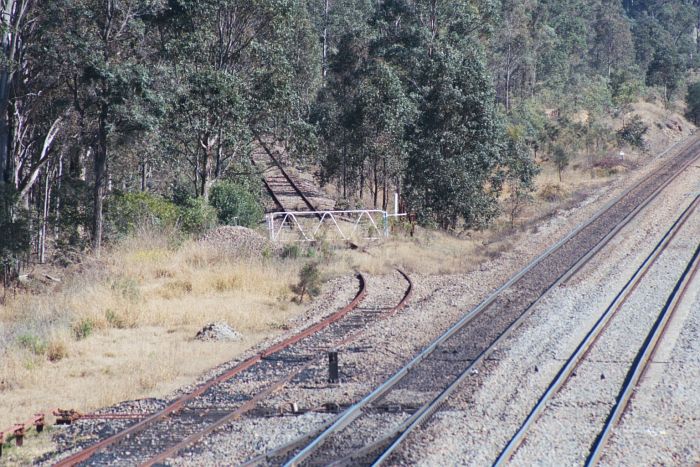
[44,0,163,254]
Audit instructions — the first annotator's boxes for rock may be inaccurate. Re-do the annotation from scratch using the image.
[195,323,242,341]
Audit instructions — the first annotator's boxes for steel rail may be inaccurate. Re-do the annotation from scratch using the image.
[254,134,320,216]
[493,194,700,466]
[139,270,413,467]
[585,240,700,466]
[53,274,368,467]
[282,141,700,467]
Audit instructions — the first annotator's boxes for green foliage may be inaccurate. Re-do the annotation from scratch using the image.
[178,197,218,235]
[108,192,180,235]
[686,82,700,124]
[553,146,570,181]
[292,262,322,303]
[617,115,649,149]
[17,333,47,355]
[646,49,682,103]
[0,186,30,273]
[72,318,94,340]
[281,244,301,259]
[209,181,263,228]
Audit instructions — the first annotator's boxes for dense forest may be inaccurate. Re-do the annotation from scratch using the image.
[1,0,699,278]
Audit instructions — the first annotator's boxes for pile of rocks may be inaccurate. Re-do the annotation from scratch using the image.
[194,323,242,342]
[199,226,275,256]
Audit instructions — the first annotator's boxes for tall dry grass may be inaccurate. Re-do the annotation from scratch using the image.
[0,230,303,429]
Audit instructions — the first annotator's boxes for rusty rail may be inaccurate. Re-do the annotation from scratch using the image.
[140,269,412,466]
[52,273,367,467]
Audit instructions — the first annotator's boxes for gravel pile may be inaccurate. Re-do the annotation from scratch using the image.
[199,226,274,256]
[195,323,242,342]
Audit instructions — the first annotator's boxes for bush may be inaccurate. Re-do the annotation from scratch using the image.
[179,197,217,234]
[47,339,68,362]
[617,115,648,149]
[72,318,94,340]
[291,262,322,303]
[686,82,700,124]
[17,333,47,355]
[209,181,263,227]
[281,244,301,259]
[108,191,180,235]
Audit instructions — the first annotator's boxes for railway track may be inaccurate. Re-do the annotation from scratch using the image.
[246,138,700,466]
[252,136,333,214]
[52,271,412,466]
[495,195,700,466]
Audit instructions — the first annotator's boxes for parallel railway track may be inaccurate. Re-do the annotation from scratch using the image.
[495,194,700,466]
[248,137,700,466]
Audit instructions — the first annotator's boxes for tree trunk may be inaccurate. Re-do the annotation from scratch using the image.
[93,106,108,255]
[0,0,14,185]
[322,0,329,80]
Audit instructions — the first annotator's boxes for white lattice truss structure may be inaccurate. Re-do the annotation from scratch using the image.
[267,210,393,242]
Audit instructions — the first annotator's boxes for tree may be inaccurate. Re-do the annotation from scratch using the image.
[686,82,700,124]
[44,0,163,254]
[617,115,648,149]
[592,2,634,77]
[646,48,682,103]
[553,146,569,181]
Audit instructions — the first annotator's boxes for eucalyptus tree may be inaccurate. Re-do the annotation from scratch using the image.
[43,0,164,254]
[158,0,320,199]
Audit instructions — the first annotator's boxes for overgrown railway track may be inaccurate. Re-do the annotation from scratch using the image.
[247,137,700,466]
[251,136,328,215]
[51,270,412,466]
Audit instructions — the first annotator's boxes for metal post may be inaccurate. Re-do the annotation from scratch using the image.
[328,351,339,383]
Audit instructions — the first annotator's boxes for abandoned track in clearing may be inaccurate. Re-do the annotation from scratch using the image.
[52,270,412,466]
[251,136,333,214]
[245,138,700,466]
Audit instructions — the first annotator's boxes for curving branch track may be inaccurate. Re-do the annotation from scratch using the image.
[52,270,413,466]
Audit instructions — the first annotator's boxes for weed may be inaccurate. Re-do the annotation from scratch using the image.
[17,334,47,355]
[214,276,239,292]
[105,309,127,329]
[46,339,68,362]
[72,318,94,340]
[281,244,301,259]
[111,277,141,302]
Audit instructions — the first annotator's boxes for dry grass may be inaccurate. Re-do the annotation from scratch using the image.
[0,233,303,429]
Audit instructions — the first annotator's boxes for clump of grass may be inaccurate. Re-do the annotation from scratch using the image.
[72,318,94,340]
[46,338,68,362]
[17,333,47,356]
[540,183,567,202]
[281,244,301,259]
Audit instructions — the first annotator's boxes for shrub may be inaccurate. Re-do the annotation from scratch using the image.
[47,339,68,362]
[281,244,301,259]
[209,181,263,227]
[108,191,180,235]
[617,115,648,149]
[72,318,94,340]
[553,146,569,182]
[17,333,47,355]
[179,197,217,234]
[291,262,322,303]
